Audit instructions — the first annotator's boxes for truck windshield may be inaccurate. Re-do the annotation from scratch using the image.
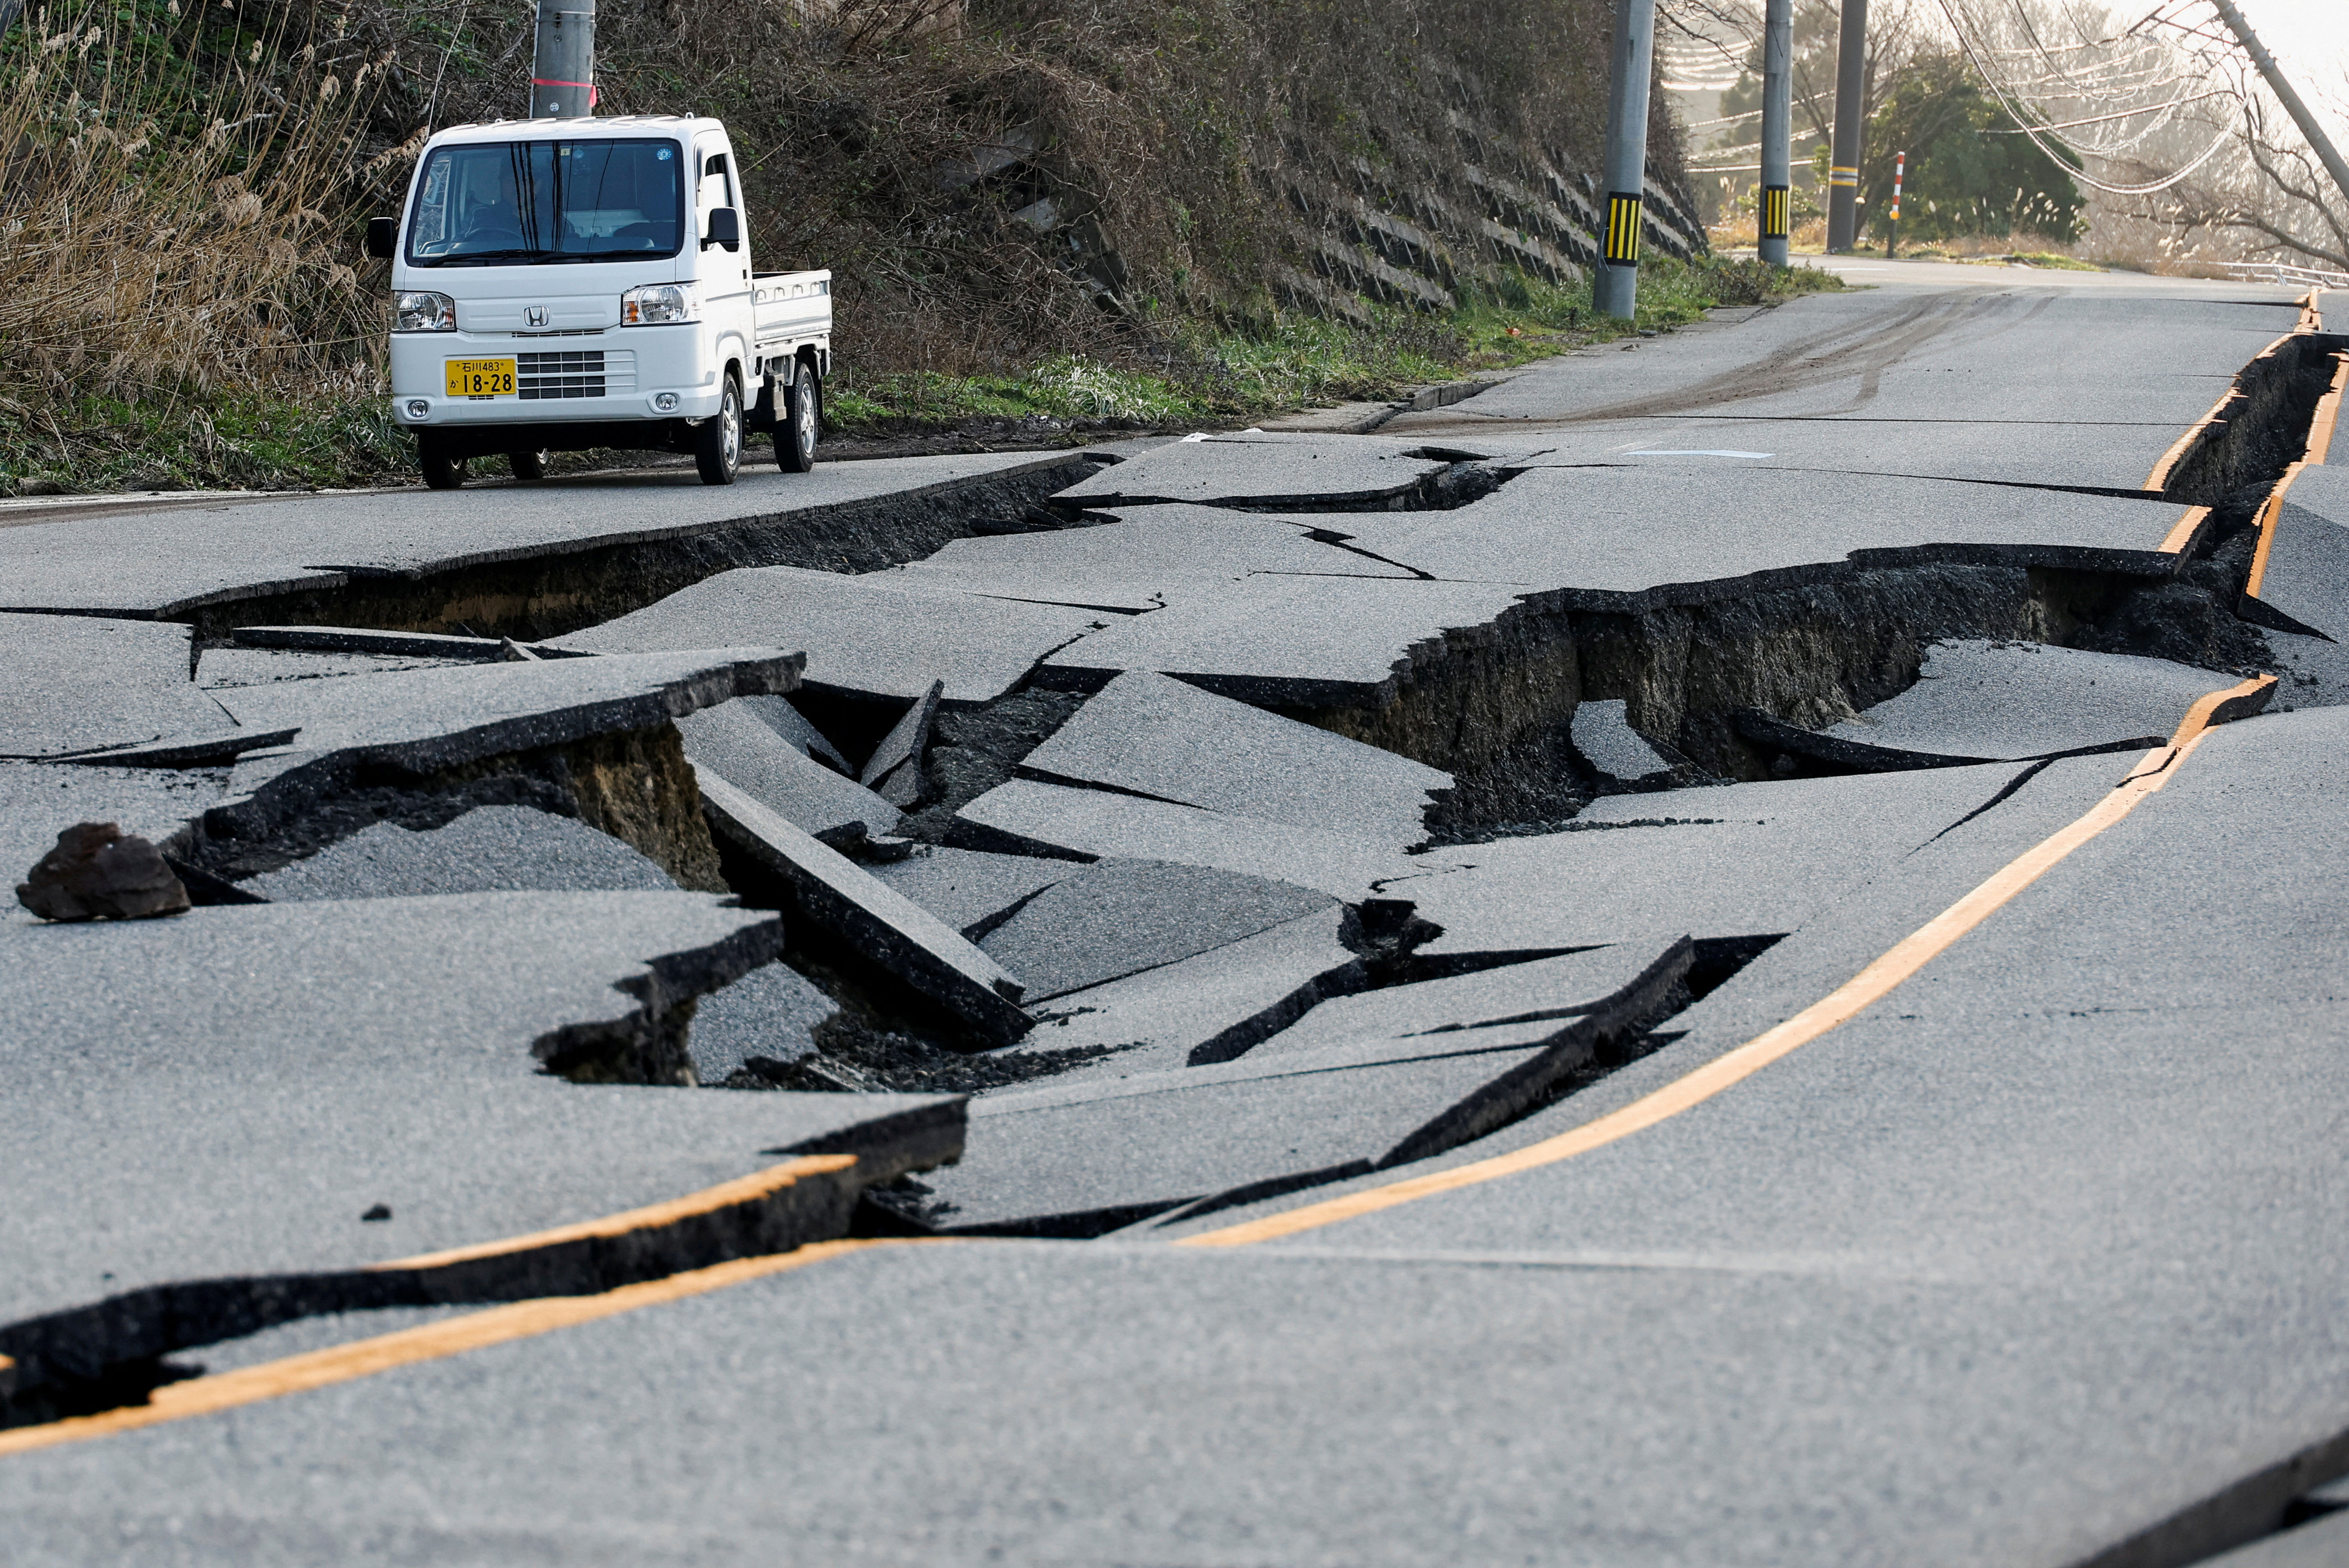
[405,138,684,265]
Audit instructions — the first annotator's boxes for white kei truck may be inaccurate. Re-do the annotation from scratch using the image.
[365,115,832,488]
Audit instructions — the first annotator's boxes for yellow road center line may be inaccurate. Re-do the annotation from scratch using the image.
[371,1154,857,1271]
[2306,351,2349,467]
[0,1240,923,1460]
[2158,505,2211,554]
[2147,332,2291,492]
[2246,462,2304,600]
[1180,675,2276,1250]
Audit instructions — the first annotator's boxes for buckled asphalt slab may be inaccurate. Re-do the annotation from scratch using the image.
[556,565,1099,707]
[884,503,1419,614]
[675,700,902,846]
[693,767,1034,1045]
[1002,905,1363,1077]
[0,451,1083,620]
[0,614,240,762]
[1754,638,2252,770]
[1400,761,2058,959]
[0,889,962,1404]
[952,776,1437,900]
[867,844,1080,939]
[2251,463,2349,641]
[238,805,681,901]
[1017,670,1452,844]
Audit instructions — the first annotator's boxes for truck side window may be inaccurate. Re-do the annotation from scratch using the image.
[698,152,734,212]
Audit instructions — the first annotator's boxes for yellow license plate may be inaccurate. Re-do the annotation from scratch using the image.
[445,358,516,398]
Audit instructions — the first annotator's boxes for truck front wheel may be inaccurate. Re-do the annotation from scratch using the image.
[695,373,743,486]
[508,449,550,482]
[417,433,466,490]
[777,360,819,474]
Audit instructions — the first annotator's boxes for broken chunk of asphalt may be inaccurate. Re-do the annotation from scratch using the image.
[686,960,845,1088]
[554,565,1100,707]
[1018,670,1450,846]
[952,777,1432,900]
[146,648,802,890]
[15,822,190,922]
[976,858,1335,1001]
[735,693,855,774]
[890,934,1689,1238]
[1009,906,1361,1078]
[1035,575,1531,710]
[869,845,1080,940]
[238,805,679,902]
[1569,698,1679,786]
[860,678,943,807]
[677,700,901,848]
[1733,640,2267,774]
[0,888,964,1415]
[694,766,1034,1047]
[888,504,1418,614]
[1405,765,2054,959]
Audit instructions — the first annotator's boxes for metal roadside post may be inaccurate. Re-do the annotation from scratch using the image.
[1885,150,1904,258]
[1825,0,1867,253]
[2206,0,2349,213]
[1596,0,1658,319]
[1758,0,1793,267]
[530,0,597,119]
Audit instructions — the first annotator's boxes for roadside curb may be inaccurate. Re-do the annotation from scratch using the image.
[1261,374,1509,436]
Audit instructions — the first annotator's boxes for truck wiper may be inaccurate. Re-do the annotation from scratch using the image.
[429,248,548,266]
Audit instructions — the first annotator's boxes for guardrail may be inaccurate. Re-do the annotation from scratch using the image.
[2219,259,2349,289]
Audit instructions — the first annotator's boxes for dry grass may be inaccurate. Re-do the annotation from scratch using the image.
[0,0,1700,492]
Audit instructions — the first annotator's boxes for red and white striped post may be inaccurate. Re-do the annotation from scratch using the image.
[1885,150,1905,258]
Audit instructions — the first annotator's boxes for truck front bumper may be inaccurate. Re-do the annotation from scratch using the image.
[388,325,723,428]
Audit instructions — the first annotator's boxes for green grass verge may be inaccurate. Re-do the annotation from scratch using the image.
[0,257,1842,495]
[828,256,1843,433]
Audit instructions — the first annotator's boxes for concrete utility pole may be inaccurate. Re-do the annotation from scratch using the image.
[529,0,596,119]
[1759,0,1793,265]
[1825,0,1867,252]
[1596,0,1659,318]
[2206,0,2349,216]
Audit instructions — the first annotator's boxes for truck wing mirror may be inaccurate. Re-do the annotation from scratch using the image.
[365,217,398,260]
[703,207,740,253]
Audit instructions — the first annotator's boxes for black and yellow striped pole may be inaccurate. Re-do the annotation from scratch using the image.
[1825,0,1867,252]
[1595,0,1657,318]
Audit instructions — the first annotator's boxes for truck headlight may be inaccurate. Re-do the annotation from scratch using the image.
[621,284,696,325]
[393,291,456,332]
[404,399,431,419]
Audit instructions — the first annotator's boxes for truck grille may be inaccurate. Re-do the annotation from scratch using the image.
[517,351,607,400]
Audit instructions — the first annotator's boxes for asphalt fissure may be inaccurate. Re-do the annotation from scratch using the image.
[179,459,1096,648]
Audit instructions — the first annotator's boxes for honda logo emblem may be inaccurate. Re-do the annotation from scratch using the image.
[524,306,548,327]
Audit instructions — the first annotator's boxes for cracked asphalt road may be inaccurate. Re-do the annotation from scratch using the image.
[4,260,2349,1568]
